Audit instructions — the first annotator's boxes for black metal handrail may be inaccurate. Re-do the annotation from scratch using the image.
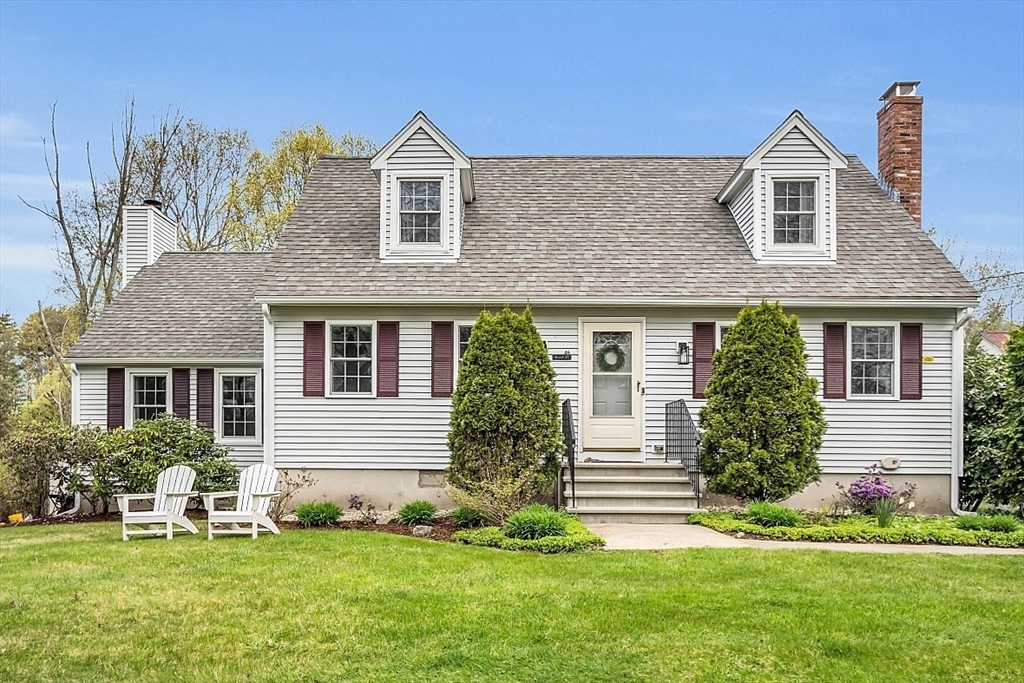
[665,398,700,506]
[561,398,576,509]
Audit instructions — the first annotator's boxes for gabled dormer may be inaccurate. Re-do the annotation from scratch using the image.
[717,111,848,263]
[370,112,475,262]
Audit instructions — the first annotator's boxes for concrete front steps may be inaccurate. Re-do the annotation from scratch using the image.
[563,462,699,524]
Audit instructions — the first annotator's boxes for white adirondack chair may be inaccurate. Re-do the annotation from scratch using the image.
[115,465,199,541]
[202,464,282,540]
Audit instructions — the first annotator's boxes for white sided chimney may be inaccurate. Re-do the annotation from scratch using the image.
[121,199,178,288]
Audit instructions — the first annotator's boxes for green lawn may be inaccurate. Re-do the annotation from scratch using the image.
[1,523,1022,683]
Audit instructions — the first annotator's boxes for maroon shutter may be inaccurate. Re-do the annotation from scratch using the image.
[823,323,847,399]
[431,321,454,398]
[692,323,715,399]
[196,368,214,428]
[107,368,125,430]
[900,323,923,400]
[377,322,400,397]
[303,321,326,397]
[172,368,191,419]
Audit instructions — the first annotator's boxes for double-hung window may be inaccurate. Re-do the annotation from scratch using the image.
[458,324,473,362]
[330,324,374,395]
[220,374,258,439]
[773,180,816,245]
[850,325,896,396]
[131,374,167,423]
[399,180,442,244]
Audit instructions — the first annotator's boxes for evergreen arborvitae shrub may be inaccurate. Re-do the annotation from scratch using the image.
[446,307,563,522]
[698,301,826,502]
[998,328,1024,517]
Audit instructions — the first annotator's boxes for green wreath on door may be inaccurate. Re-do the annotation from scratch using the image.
[595,342,627,372]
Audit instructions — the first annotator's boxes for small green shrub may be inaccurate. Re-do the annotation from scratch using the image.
[746,502,802,528]
[503,504,568,540]
[690,511,1024,548]
[295,501,342,527]
[874,497,897,528]
[454,517,604,553]
[396,500,437,525]
[955,514,1021,533]
[451,506,488,528]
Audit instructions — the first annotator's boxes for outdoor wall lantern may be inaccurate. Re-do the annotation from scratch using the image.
[677,342,690,365]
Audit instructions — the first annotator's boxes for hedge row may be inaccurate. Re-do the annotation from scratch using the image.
[690,512,1024,548]
[452,517,605,553]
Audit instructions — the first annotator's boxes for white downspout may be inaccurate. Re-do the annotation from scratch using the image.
[950,307,973,515]
[262,304,275,468]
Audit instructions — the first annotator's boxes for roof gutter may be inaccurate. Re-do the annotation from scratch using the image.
[254,295,980,309]
[66,357,263,366]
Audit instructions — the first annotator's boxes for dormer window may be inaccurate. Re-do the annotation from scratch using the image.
[370,112,475,262]
[400,181,442,243]
[773,180,816,245]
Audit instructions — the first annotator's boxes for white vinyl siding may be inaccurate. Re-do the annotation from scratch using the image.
[380,128,460,261]
[121,205,178,287]
[72,365,263,467]
[727,177,756,254]
[756,127,834,262]
[270,306,956,477]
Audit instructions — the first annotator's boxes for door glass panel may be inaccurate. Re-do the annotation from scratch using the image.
[592,331,632,416]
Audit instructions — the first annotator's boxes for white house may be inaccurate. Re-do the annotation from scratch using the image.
[68,82,977,519]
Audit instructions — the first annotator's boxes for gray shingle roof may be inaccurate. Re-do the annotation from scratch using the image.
[67,253,269,362]
[257,155,977,302]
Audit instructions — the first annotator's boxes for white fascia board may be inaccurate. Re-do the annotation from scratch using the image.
[718,110,849,204]
[255,295,979,309]
[67,358,264,366]
[370,111,472,171]
[747,110,849,169]
[715,164,750,204]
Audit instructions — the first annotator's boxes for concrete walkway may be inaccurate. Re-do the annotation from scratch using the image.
[586,523,1024,555]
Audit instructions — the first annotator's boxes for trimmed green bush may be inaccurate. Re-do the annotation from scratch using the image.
[746,502,802,528]
[396,500,437,525]
[446,307,563,523]
[699,302,825,502]
[295,501,342,527]
[691,511,1024,548]
[503,504,568,540]
[0,423,104,517]
[451,506,488,528]
[453,517,604,553]
[954,514,1021,533]
[101,415,237,497]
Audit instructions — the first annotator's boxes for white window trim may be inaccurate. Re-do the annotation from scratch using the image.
[454,321,476,384]
[389,173,449,255]
[765,173,827,253]
[715,321,736,349]
[215,368,262,445]
[125,369,172,428]
[325,321,377,398]
[847,322,901,401]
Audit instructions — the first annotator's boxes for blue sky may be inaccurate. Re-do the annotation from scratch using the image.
[1,0,1022,322]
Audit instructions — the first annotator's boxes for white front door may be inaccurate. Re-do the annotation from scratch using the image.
[581,321,644,458]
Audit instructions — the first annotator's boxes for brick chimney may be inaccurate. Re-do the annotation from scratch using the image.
[877,81,923,225]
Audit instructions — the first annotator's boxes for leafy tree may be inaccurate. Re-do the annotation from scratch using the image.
[225,124,376,251]
[132,116,252,251]
[699,301,826,502]
[0,314,22,437]
[16,305,81,426]
[446,308,563,522]
[960,353,1010,511]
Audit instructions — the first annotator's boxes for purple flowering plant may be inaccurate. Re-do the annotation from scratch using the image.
[835,464,916,515]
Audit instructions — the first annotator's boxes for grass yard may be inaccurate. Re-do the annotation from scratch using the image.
[1,523,1022,683]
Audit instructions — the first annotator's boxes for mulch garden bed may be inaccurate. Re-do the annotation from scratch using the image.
[277,520,461,541]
